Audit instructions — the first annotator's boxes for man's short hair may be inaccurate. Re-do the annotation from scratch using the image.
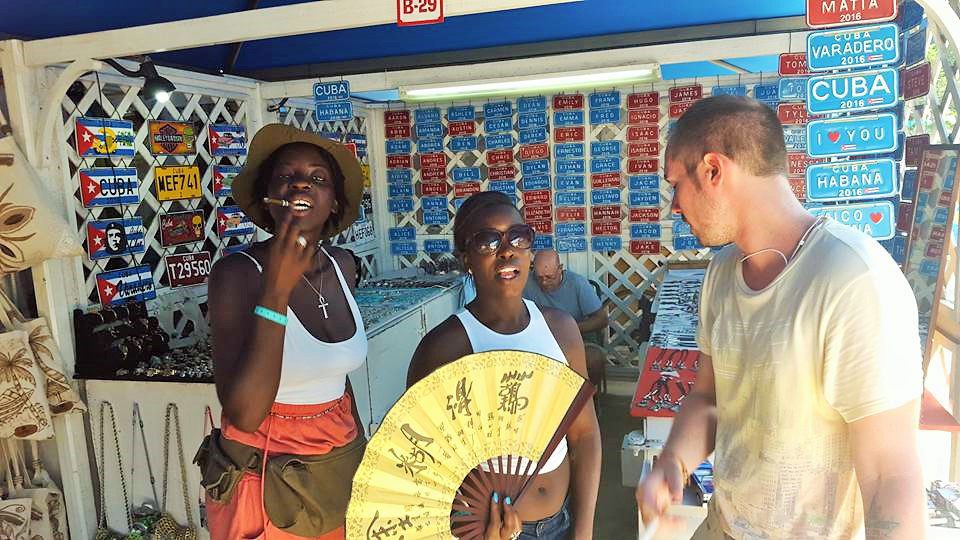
[666,95,787,179]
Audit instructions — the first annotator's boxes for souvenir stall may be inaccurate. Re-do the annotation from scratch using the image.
[1,0,960,537]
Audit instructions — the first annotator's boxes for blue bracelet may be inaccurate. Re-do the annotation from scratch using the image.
[254,305,288,326]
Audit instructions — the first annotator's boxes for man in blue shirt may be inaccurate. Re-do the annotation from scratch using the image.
[524,249,608,388]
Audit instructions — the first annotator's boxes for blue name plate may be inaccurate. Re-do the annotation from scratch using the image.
[783,126,808,152]
[592,188,622,205]
[631,223,662,239]
[388,183,413,197]
[488,180,517,193]
[417,137,444,154]
[673,220,693,236]
[423,210,450,225]
[422,197,447,211]
[522,159,550,176]
[557,237,587,253]
[904,24,928,67]
[556,222,586,237]
[388,197,414,213]
[424,239,452,253]
[452,167,481,182]
[523,175,551,191]
[415,108,442,125]
[556,175,585,191]
[556,159,585,175]
[808,201,896,239]
[484,101,513,119]
[807,113,899,158]
[806,159,898,202]
[590,107,621,125]
[485,117,513,134]
[518,112,547,130]
[754,83,779,101]
[519,127,548,145]
[778,77,809,102]
[711,85,747,97]
[518,96,547,113]
[415,123,444,139]
[807,23,901,72]
[533,235,554,250]
[386,139,412,155]
[673,235,703,251]
[807,68,899,114]
[556,191,586,206]
[589,90,621,109]
[449,136,478,152]
[387,169,413,183]
[315,101,353,122]
[591,141,622,157]
[313,81,351,103]
[629,175,660,191]
[390,241,418,256]
[389,227,416,241]
[484,133,514,150]
[591,157,621,174]
[592,236,623,252]
[554,110,585,127]
[901,169,918,200]
[555,143,585,160]
[447,106,476,122]
[629,190,660,207]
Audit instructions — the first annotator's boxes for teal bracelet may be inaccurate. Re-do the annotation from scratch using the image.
[254,305,288,326]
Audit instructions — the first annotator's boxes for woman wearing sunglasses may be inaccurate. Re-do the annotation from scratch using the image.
[407,192,602,540]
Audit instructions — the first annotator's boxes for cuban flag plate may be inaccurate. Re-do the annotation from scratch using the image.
[86,217,146,260]
[96,265,157,307]
[75,117,136,158]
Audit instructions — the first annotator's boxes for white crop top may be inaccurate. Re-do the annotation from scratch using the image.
[238,247,367,405]
[455,299,569,475]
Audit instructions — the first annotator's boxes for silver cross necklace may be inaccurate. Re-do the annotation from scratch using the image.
[302,255,330,319]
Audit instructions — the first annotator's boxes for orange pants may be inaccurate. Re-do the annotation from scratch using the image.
[206,396,358,540]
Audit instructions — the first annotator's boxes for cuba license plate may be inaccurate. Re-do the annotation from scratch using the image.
[166,252,212,288]
[155,165,202,201]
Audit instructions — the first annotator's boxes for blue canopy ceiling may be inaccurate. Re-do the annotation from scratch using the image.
[2,1,804,82]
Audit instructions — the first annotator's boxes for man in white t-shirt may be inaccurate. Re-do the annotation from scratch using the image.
[636,95,925,539]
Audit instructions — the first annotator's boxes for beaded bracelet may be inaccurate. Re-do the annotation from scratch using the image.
[254,305,287,326]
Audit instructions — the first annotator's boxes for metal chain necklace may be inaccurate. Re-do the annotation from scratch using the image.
[161,403,196,529]
[740,216,826,265]
[97,400,134,536]
[301,252,330,319]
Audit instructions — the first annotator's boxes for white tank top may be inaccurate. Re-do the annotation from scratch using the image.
[455,298,568,475]
[238,247,368,405]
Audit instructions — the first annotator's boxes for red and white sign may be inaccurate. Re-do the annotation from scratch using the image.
[387,154,411,169]
[554,126,585,142]
[669,101,697,119]
[787,153,825,176]
[905,135,930,168]
[527,219,553,234]
[556,207,586,222]
[419,152,446,169]
[669,85,702,103]
[927,241,944,259]
[897,203,914,232]
[522,190,551,205]
[628,91,660,109]
[455,181,481,198]
[592,205,622,221]
[523,204,553,221]
[421,180,448,195]
[628,108,660,125]
[385,110,411,125]
[627,125,659,142]
[630,240,661,255]
[486,149,515,166]
[778,53,810,76]
[386,124,411,139]
[165,252,212,288]
[628,158,659,174]
[805,0,896,28]
[397,0,444,26]
[488,165,517,180]
[420,167,447,182]
[902,62,931,101]
[592,221,622,236]
[789,178,807,201]
[931,226,947,242]
[630,207,660,222]
[628,142,660,158]
[553,94,585,110]
[447,121,475,136]
[519,143,549,161]
[939,190,954,207]
[778,103,815,125]
[591,173,622,189]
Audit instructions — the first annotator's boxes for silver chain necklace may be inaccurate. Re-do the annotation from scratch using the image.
[740,216,825,266]
[301,251,330,319]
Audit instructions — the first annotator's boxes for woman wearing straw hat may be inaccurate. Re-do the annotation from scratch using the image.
[197,124,368,539]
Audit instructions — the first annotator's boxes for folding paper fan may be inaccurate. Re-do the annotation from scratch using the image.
[346,351,594,540]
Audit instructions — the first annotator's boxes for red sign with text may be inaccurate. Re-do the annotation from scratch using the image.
[385,110,411,125]
[789,178,807,201]
[669,101,697,118]
[447,121,475,136]
[591,173,622,189]
[527,219,553,234]
[905,135,930,168]
[628,91,660,109]
[805,0,896,28]
[523,204,553,221]
[628,158,659,174]
[897,203,914,232]
[788,153,825,176]
[592,205,622,221]
[387,154,411,169]
[486,149,514,166]
[627,125,659,142]
[630,207,660,222]
[592,221,622,236]
[420,168,447,182]
[421,180,448,195]
[522,190,551,205]
[553,94,585,110]
[519,143,549,161]
[385,124,411,140]
[628,108,660,125]
[488,165,517,180]
[630,240,661,255]
[778,53,809,76]
[628,142,660,158]
[554,126,586,142]
[902,62,931,100]
[669,85,702,103]
[556,207,586,222]
[397,0,444,26]
[419,152,446,169]
[454,181,481,198]
[778,103,811,125]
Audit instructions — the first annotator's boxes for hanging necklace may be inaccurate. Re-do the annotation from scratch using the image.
[302,254,330,319]
[740,216,826,266]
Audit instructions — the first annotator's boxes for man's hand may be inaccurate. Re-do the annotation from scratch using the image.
[636,453,686,526]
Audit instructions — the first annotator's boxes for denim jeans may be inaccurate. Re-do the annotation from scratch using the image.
[518,498,572,539]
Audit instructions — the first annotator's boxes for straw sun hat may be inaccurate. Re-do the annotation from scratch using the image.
[231,123,364,238]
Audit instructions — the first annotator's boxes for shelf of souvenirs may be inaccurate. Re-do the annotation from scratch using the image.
[72,271,464,384]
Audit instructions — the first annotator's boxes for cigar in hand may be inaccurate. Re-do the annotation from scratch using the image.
[262,197,290,207]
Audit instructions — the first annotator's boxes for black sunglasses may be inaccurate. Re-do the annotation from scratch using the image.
[466,224,536,255]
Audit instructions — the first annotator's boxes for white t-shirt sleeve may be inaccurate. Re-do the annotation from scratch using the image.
[696,262,715,356]
[822,270,923,423]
